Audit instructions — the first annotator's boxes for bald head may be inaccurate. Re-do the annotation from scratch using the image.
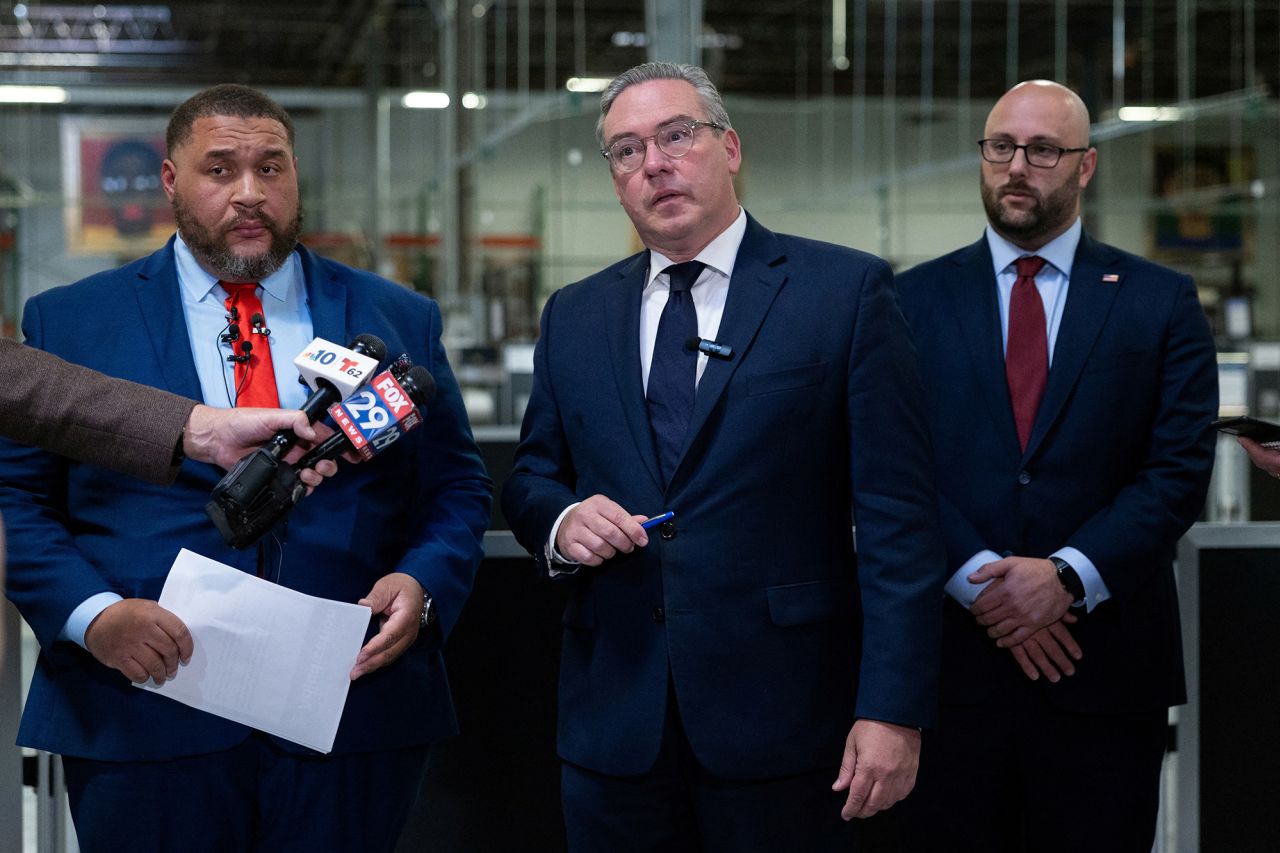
[979,80,1097,250]
[986,80,1091,148]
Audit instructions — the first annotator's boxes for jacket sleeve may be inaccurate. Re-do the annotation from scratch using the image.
[0,323,195,487]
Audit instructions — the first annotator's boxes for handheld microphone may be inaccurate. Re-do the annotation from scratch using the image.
[685,336,734,359]
[297,365,436,468]
[206,360,434,550]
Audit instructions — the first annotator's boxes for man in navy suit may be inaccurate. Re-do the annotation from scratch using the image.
[895,81,1217,851]
[0,85,491,852]
[501,62,944,851]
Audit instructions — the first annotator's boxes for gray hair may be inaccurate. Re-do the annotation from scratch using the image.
[595,63,732,148]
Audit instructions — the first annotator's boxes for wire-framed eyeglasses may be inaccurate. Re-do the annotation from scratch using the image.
[602,120,726,173]
[978,138,1089,169]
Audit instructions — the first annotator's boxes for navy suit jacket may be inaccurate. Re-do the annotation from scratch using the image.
[896,232,1217,714]
[502,215,945,780]
[1,237,492,761]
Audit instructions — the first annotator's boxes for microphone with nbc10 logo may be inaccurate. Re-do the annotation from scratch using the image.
[205,339,435,550]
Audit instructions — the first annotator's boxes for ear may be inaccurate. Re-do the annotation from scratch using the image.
[160,159,177,202]
[1077,147,1098,190]
[722,128,742,175]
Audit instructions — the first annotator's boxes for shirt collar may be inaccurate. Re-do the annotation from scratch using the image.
[646,207,748,288]
[173,230,300,305]
[985,217,1083,279]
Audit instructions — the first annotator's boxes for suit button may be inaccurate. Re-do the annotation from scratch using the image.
[652,607,665,623]
[660,521,677,540]
[1018,471,1031,485]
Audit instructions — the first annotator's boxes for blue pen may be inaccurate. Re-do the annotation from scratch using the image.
[641,511,674,529]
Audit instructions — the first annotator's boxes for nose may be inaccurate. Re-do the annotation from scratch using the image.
[1007,146,1031,177]
[641,138,673,175]
[231,171,267,208]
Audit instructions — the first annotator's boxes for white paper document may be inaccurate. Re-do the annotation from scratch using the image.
[138,548,371,753]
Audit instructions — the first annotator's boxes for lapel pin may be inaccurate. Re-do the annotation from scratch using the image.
[1102,273,1120,283]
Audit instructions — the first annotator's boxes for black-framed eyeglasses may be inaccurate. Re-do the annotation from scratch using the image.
[978,138,1090,168]
[602,120,726,173]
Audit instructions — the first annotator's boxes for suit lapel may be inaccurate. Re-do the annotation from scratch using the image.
[1023,234,1122,458]
[605,252,665,490]
[670,217,787,489]
[133,237,204,400]
[943,240,1023,460]
[297,244,348,345]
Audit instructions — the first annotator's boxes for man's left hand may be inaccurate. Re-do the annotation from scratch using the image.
[968,556,1072,645]
[351,572,424,680]
[831,719,921,820]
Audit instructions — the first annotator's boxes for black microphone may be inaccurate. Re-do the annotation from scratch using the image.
[685,336,733,359]
[227,340,252,364]
[295,365,436,469]
[251,312,271,337]
[258,334,387,460]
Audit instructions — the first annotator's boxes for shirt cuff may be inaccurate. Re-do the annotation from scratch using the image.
[1053,546,1110,612]
[59,592,124,648]
[546,502,582,577]
[944,549,1003,609]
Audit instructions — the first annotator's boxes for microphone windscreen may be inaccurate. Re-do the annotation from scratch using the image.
[351,334,388,363]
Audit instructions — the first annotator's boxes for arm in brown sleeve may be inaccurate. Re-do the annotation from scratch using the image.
[0,338,195,485]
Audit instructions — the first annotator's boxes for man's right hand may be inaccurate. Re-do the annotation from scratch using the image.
[1007,612,1081,683]
[555,494,650,566]
[83,599,193,684]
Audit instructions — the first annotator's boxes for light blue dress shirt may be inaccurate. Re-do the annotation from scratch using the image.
[943,218,1112,613]
[60,235,315,647]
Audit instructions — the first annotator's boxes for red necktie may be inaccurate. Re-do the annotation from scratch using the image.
[1006,256,1048,451]
[222,282,279,408]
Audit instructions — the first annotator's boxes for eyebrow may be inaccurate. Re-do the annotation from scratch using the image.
[604,113,699,148]
[200,146,291,161]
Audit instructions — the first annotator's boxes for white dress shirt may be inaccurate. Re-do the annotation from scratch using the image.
[546,208,748,569]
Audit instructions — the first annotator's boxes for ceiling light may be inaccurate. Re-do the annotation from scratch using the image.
[566,77,610,93]
[402,91,450,109]
[1117,106,1183,122]
[0,85,67,103]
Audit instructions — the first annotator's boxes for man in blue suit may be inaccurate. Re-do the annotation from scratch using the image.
[0,85,491,852]
[895,81,1217,851]
[501,63,944,851]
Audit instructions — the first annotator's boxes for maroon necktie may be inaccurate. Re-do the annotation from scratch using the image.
[1006,256,1048,451]
[221,282,280,408]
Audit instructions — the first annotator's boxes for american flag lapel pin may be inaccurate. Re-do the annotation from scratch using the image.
[1102,273,1120,283]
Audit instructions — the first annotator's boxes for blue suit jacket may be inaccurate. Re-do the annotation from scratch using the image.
[502,215,945,780]
[896,233,1217,713]
[1,237,492,760]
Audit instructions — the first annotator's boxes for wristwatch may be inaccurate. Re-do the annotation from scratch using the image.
[419,592,436,631]
[1050,557,1086,606]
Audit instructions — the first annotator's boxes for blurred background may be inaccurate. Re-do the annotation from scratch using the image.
[2,2,1279,851]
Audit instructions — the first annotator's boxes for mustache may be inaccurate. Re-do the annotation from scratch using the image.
[227,209,278,230]
[999,182,1040,200]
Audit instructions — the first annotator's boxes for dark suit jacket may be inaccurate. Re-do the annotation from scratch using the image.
[0,337,194,485]
[1,237,492,761]
[502,215,944,780]
[896,232,1217,714]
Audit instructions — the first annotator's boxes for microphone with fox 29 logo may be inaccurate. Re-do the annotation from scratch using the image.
[294,363,437,469]
[204,335,388,550]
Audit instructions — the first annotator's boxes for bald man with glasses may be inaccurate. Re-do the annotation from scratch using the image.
[894,80,1217,852]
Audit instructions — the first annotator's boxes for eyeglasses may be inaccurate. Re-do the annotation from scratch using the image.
[978,138,1089,169]
[602,120,726,173]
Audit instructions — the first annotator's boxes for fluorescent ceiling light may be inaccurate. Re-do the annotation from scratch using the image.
[566,77,610,93]
[0,85,67,103]
[402,91,449,109]
[1117,106,1183,122]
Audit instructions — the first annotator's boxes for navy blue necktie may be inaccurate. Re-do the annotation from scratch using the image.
[647,261,705,484]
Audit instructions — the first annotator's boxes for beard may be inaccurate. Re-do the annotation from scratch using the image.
[980,170,1079,246]
[173,193,302,282]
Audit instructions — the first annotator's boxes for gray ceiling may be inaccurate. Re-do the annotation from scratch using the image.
[2,1,1277,109]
